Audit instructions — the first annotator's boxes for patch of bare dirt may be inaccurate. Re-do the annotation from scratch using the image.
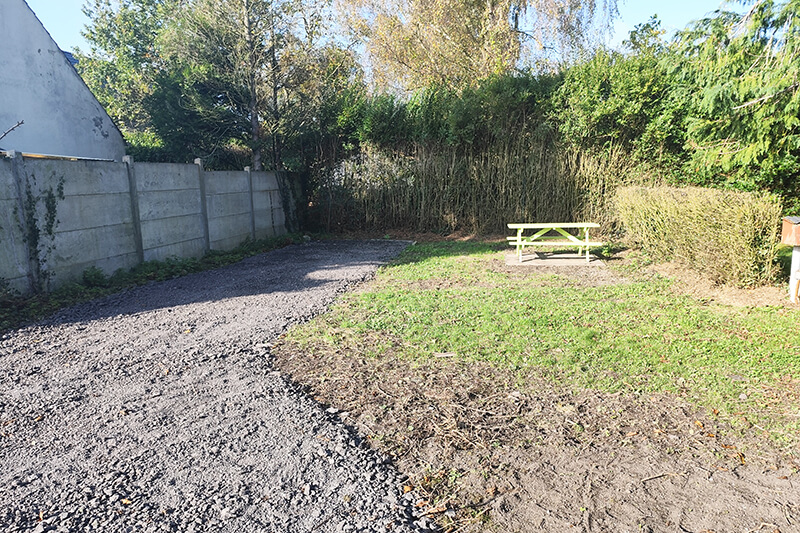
[272,342,799,533]
[651,261,793,308]
[272,256,799,533]
[491,258,631,288]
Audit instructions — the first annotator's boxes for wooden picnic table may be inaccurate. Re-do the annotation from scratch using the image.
[507,222,603,263]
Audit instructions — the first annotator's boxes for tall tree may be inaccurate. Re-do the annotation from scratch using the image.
[675,0,800,194]
[338,0,618,91]
[76,0,176,131]
[159,0,317,170]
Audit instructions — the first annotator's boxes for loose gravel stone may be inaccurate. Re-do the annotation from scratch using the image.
[0,240,421,533]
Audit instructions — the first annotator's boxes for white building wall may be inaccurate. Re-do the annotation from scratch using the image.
[0,0,126,161]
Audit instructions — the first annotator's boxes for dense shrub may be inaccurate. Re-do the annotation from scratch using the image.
[616,186,782,287]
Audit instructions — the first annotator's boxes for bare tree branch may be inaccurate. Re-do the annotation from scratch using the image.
[0,120,24,143]
[732,83,800,111]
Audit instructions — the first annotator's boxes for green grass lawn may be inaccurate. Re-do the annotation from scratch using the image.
[287,241,800,447]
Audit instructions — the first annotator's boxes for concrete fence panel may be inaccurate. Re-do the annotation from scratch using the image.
[23,158,139,287]
[205,170,253,251]
[252,171,285,237]
[0,154,293,295]
[134,162,207,262]
[0,157,29,293]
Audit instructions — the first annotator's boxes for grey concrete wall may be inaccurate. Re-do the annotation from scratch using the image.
[0,154,290,295]
[0,0,126,161]
[252,172,286,237]
[205,170,254,251]
[0,158,30,293]
[24,158,140,287]
[135,163,208,262]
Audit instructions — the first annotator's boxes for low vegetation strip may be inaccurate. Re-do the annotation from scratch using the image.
[273,241,800,531]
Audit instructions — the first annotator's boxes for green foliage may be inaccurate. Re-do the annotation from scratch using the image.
[357,94,409,147]
[615,186,782,287]
[282,44,367,172]
[78,0,367,172]
[77,0,177,131]
[356,75,559,148]
[143,70,250,168]
[555,17,687,170]
[674,1,800,207]
[82,266,110,288]
[77,0,800,228]
[319,4,800,234]
[0,277,17,305]
[314,73,628,233]
[20,175,65,293]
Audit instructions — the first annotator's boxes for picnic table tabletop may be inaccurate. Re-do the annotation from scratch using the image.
[507,222,600,229]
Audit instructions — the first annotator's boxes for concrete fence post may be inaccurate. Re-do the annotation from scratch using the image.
[7,151,36,294]
[122,155,144,264]
[245,166,256,240]
[195,158,211,253]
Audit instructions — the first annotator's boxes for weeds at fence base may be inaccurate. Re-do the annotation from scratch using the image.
[0,234,302,333]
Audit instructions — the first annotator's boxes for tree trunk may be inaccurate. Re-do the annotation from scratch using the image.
[243,0,262,170]
[269,9,283,171]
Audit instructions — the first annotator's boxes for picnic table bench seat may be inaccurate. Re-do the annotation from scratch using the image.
[507,222,603,263]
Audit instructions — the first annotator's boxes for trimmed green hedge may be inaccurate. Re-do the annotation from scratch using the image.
[616,186,782,287]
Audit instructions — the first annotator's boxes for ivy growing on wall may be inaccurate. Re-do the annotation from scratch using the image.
[20,173,65,293]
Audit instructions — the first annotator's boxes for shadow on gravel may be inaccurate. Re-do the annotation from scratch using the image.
[37,240,412,329]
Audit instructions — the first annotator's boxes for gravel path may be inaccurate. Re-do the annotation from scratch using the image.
[0,240,423,533]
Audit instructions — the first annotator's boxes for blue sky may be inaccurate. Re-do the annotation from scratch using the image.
[27,0,732,52]
[611,0,730,46]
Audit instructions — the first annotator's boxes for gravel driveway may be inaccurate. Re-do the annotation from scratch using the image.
[0,240,421,533]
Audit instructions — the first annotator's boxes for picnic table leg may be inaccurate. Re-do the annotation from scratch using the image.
[584,228,590,262]
[517,228,524,262]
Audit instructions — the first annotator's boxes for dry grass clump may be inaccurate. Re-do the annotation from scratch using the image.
[616,186,782,287]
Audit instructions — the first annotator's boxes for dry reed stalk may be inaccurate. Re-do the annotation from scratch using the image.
[318,137,638,234]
